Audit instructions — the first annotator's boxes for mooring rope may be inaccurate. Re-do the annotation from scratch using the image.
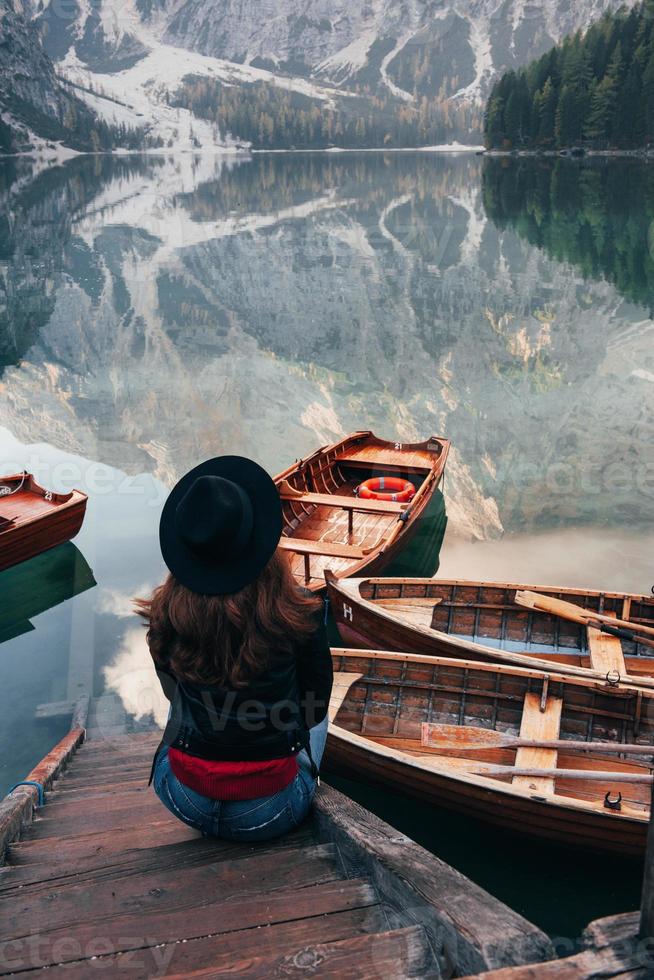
[8,780,45,806]
[0,471,26,497]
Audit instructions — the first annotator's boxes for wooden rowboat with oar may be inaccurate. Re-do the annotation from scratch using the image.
[326,574,654,688]
[327,648,654,856]
[0,473,88,573]
[274,432,449,593]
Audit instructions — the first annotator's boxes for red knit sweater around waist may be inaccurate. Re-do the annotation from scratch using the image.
[168,748,298,801]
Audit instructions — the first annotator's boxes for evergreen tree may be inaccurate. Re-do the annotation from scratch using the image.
[484,2,654,149]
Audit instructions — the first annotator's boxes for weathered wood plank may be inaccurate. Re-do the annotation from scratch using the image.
[313,784,554,976]
[0,879,378,972]
[0,844,341,940]
[278,485,407,514]
[26,805,171,838]
[459,948,649,978]
[588,621,627,677]
[8,820,200,864]
[46,782,152,803]
[513,693,563,795]
[0,827,316,894]
[329,672,364,722]
[32,907,390,978]
[279,537,366,559]
[163,926,431,980]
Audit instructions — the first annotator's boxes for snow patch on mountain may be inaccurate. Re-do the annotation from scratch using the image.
[61,35,354,151]
[380,33,416,101]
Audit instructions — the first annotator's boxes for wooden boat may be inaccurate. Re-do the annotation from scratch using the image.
[327,648,654,856]
[0,473,87,572]
[326,574,654,687]
[274,432,449,592]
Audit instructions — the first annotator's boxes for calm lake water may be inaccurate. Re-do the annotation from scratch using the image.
[1,151,653,940]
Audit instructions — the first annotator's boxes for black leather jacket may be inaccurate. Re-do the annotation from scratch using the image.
[154,618,333,764]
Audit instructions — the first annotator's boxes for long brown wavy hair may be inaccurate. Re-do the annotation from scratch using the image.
[135,550,321,688]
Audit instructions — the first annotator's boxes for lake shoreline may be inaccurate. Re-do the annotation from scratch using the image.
[0,142,485,165]
[483,148,654,158]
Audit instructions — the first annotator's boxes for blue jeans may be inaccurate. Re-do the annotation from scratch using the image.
[153,716,329,841]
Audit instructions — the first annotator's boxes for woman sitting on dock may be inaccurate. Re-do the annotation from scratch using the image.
[136,455,333,841]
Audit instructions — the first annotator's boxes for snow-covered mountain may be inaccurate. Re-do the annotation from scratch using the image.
[38,0,637,103]
[0,0,639,153]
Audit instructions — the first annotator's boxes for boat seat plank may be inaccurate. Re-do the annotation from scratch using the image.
[329,672,364,722]
[279,537,367,559]
[279,487,406,515]
[512,693,563,795]
[336,454,431,475]
[587,616,626,676]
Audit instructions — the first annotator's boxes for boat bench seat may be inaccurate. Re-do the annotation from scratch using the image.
[587,617,627,676]
[279,488,406,515]
[513,692,563,795]
[279,537,368,560]
[336,454,430,476]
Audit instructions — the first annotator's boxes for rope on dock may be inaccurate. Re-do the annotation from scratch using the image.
[7,781,44,806]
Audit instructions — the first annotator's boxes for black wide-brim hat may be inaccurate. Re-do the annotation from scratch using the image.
[159,456,283,595]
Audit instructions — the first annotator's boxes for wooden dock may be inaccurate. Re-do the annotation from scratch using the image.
[0,712,553,977]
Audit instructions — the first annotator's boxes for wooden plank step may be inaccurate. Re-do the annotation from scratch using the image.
[28,800,173,837]
[65,752,157,773]
[163,926,431,980]
[0,878,378,972]
[44,782,152,803]
[8,821,200,864]
[0,844,342,941]
[51,769,149,789]
[30,906,391,978]
[0,827,316,893]
[34,794,166,820]
[80,734,161,753]
[512,692,563,795]
[61,756,152,775]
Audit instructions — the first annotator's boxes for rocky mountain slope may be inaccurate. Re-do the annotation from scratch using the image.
[2,0,640,152]
[0,0,104,152]
[37,0,639,103]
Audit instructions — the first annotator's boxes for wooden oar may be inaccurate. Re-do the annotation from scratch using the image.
[443,762,653,784]
[421,722,654,756]
[515,590,654,649]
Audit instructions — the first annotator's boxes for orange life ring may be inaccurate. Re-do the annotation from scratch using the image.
[356,477,416,503]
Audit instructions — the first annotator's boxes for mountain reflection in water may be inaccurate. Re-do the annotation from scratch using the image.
[0,150,652,938]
